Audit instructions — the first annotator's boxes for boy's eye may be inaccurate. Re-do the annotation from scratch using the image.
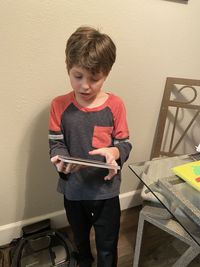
[74,76,82,79]
[91,78,99,82]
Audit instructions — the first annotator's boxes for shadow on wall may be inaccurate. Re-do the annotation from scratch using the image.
[17,106,63,221]
[163,0,188,4]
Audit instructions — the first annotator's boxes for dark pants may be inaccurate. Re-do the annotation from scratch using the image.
[64,196,121,267]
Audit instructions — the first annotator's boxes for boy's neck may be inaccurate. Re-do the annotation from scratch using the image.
[74,91,109,108]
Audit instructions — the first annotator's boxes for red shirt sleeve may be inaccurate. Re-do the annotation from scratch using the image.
[107,94,129,140]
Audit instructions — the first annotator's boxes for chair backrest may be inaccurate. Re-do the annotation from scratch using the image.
[151,77,200,159]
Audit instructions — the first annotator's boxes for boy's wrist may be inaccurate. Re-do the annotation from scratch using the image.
[111,147,120,160]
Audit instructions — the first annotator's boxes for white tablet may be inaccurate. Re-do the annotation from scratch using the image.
[58,155,120,170]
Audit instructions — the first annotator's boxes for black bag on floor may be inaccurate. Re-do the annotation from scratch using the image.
[11,219,77,267]
[0,242,16,267]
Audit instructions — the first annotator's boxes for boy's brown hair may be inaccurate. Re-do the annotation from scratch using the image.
[65,26,116,75]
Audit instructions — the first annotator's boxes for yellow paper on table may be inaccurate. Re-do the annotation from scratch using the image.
[172,160,200,192]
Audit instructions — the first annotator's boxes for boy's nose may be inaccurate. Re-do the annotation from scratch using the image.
[82,80,90,90]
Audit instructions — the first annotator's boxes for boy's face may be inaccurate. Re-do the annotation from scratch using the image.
[68,66,107,104]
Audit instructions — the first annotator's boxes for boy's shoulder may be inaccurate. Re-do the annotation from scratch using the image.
[107,93,124,106]
[52,91,73,104]
[50,91,74,115]
[106,93,126,116]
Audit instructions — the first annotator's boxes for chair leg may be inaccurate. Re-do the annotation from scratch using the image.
[133,212,145,267]
[133,209,200,267]
[172,245,200,267]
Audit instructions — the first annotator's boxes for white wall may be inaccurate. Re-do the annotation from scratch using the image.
[1,0,200,242]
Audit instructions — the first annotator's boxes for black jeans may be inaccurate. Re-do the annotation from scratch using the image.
[64,196,121,267]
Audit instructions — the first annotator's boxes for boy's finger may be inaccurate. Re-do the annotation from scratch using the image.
[64,163,72,174]
[70,164,81,173]
[104,169,117,180]
[56,161,65,172]
[51,155,60,164]
[89,149,103,156]
[89,149,114,163]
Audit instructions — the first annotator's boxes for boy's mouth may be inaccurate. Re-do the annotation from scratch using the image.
[80,92,91,96]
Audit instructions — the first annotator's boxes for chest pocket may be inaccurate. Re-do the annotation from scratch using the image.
[92,126,113,148]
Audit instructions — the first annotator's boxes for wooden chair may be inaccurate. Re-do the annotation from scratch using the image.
[151,77,200,159]
[133,77,200,267]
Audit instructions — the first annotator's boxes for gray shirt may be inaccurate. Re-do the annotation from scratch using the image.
[49,91,132,200]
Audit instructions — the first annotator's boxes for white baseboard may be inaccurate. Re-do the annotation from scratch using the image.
[0,190,142,246]
[119,189,142,210]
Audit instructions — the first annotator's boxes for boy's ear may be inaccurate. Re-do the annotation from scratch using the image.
[104,72,110,80]
[67,68,71,76]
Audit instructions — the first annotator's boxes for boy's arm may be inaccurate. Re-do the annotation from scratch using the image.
[111,96,132,167]
[48,99,70,175]
[48,96,72,157]
[49,133,70,175]
[114,140,132,167]
[49,130,69,158]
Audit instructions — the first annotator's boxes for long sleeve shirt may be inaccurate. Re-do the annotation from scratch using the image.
[48,91,132,200]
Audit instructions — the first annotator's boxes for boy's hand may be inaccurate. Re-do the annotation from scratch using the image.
[51,155,84,174]
[89,147,120,180]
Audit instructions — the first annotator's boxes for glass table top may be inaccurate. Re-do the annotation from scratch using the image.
[129,154,200,246]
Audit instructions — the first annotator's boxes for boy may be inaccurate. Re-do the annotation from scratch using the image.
[49,26,132,267]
